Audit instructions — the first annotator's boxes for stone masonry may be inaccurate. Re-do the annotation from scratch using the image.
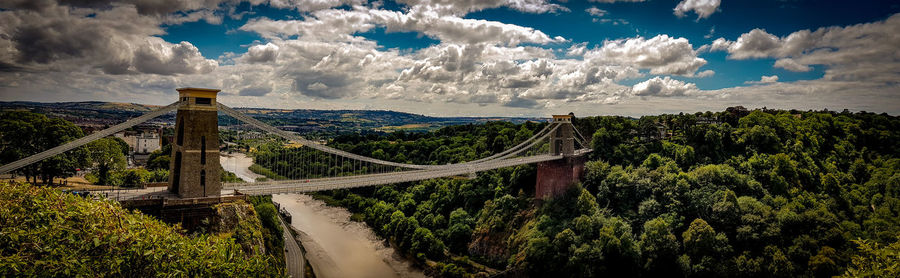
[168,88,222,198]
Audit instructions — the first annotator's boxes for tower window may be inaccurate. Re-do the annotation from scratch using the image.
[176,118,184,146]
[200,170,206,186]
[201,136,206,165]
[172,151,182,191]
[195,97,212,105]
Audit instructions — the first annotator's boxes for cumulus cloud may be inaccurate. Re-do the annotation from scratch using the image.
[238,9,375,41]
[2,0,898,117]
[745,75,778,84]
[396,0,567,16]
[774,58,811,72]
[565,42,588,57]
[632,76,698,97]
[240,7,565,46]
[710,14,900,84]
[590,0,646,3]
[0,1,218,75]
[673,0,721,20]
[696,69,715,77]
[759,75,778,83]
[586,6,607,22]
[369,9,566,46]
[133,38,218,75]
[267,0,364,12]
[585,35,708,76]
[242,43,280,63]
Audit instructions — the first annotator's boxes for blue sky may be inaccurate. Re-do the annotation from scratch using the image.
[1,0,899,116]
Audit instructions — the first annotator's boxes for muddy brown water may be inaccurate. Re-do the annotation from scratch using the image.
[273,194,426,278]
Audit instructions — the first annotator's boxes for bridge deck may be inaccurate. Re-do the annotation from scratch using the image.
[85,153,581,201]
[230,154,567,195]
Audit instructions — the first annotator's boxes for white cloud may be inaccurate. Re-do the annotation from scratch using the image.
[242,43,280,63]
[704,26,715,39]
[745,75,778,84]
[240,8,566,46]
[696,69,715,77]
[133,38,218,75]
[632,76,698,97]
[590,0,646,3]
[565,42,588,57]
[238,9,375,41]
[586,34,708,76]
[267,0,364,12]
[760,75,778,83]
[396,0,567,16]
[774,58,811,72]
[1,1,898,117]
[0,2,218,75]
[586,6,607,20]
[369,9,566,46]
[673,0,721,20]
[710,14,900,84]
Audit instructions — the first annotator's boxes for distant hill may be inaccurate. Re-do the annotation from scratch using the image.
[0,101,160,112]
[0,101,542,134]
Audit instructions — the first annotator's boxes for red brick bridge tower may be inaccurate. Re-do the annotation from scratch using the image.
[535,114,586,200]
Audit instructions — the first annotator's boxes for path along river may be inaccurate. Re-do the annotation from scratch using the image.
[220,153,425,278]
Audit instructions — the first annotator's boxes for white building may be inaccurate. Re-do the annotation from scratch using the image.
[114,131,162,154]
[135,132,161,154]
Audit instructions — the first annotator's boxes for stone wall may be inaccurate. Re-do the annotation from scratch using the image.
[535,155,585,200]
[169,109,221,198]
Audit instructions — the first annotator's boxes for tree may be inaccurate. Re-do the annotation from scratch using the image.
[411,227,445,260]
[87,137,127,185]
[640,217,681,275]
[0,111,88,185]
[446,223,473,253]
[683,219,717,257]
[146,144,171,170]
[121,168,149,187]
[682,218,731,276]
[842,238,900,278]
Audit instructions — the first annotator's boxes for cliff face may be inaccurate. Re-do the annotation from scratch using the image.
[468,199,536,267]
[211,200,267,257]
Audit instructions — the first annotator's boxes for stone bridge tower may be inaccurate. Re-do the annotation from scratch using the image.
[168,88,222,198]
[535,114,586,200]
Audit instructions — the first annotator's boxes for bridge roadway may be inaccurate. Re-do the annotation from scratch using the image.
[87,151,590,201]
[228,153,579,195]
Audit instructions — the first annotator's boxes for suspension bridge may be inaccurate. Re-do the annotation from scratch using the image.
[0,88,591,202]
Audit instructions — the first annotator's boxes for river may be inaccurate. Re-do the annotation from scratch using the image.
[220,153,425,278]
[273,194,426,278]
[219,152,264,182]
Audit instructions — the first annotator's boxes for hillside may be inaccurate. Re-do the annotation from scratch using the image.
[286,108,900,277]
[0,101,541,134]
[0,182,282,277]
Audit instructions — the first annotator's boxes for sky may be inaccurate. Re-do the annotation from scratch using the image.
[0,0,898,117]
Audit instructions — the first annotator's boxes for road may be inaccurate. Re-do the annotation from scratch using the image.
[279,213,305,278]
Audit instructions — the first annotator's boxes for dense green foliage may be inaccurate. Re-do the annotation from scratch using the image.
[248,195,286,268]
[283,109,899,277]
[841,237,900,277]
[0,110,160,187]
[0,111,88,184]
[0,182,281,277]
[85,137,127,185]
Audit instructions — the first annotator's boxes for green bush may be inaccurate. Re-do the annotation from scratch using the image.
[0,182,281,277]
[248,196,286,269]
